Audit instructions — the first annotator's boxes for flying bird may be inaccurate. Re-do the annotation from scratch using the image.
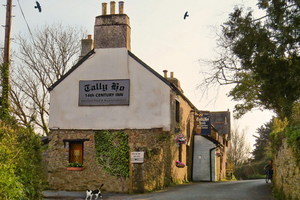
[184,11,189,20]
[34,1,42,12]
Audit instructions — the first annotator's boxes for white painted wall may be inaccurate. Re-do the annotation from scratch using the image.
[193,136,216,181]
[49,48,171,131]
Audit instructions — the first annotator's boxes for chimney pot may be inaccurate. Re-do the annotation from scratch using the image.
[88,35,92,39]
[170,72,174,78]
[163,70,168,78]
[110,1,116,14]
[102,3,107,15]
[119,1,124,14]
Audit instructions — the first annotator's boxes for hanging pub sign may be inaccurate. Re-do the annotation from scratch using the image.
[79,79,130,106]
[200,113,211,135]
[195,113,211,135]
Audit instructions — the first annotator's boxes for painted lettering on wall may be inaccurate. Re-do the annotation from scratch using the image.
[79,79,130,106]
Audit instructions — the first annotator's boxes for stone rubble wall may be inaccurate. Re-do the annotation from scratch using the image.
[274,139,300,199]
[44,130,128,192]
[127,128,188,192]
[44,128,189,193]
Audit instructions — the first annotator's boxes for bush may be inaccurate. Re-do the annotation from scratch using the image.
[233,160,270,180]
[0,122,45,199]
[247,174,265,179]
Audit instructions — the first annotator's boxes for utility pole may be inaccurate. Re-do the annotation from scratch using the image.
[1,0,13,121]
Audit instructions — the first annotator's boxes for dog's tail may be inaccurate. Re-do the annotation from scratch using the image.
[99,183,104,189]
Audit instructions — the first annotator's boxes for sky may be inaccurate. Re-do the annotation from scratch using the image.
[0,0,275,150]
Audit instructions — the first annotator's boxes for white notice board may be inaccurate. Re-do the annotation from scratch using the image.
[131,152,144,163]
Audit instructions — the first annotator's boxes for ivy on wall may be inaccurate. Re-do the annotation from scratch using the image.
[270,116,300,164]
[0,63,11,122]
[285,127,300,163]
[94,130,130,191]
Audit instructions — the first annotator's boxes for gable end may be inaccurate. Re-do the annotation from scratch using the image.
[128,51,170,87]
[48,49,95,91]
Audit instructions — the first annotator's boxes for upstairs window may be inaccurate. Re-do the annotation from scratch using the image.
[175,99,180,123]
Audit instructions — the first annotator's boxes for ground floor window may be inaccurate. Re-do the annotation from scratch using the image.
[69,142,83,164]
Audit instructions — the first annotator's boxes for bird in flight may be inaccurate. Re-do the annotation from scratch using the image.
[34,1,42,12]
[184,11,189,19]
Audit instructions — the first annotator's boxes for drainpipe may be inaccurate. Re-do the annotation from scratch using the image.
[191,109,196,181]
[210,147,216,182]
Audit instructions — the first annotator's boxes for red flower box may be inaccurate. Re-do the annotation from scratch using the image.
[67,167,84,171]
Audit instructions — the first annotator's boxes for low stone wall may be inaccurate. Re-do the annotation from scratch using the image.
[44,128,189,193]
[274,139,300,199]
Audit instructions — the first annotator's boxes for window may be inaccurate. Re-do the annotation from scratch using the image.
[186,119,190,144]
[179,144,182,162]
[63,139,89,164]
[175,100,180,122]
[69,142,83,164]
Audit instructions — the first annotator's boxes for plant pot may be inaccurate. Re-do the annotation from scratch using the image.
[67,167,84,171]
[176,164,185,168]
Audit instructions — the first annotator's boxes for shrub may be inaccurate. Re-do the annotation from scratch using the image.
[247,174,265,179]
[233,160,270,180]
[0,123,45,199]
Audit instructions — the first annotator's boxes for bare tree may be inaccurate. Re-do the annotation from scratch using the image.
[227,124,251,166]
[11,23,87,135]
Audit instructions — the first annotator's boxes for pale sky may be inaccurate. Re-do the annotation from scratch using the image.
[0,0,274,150]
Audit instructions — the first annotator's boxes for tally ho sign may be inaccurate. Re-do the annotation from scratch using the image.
[79,79,130,106]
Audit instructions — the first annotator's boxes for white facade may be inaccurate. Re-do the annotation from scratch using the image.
[49,48,171,131]
[193,135,216,181]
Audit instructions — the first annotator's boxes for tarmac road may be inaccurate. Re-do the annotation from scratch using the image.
[44,179,276,200]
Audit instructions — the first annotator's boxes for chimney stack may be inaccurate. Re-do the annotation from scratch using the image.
[79,34,94,60]
[94,1,131,50]
[164,70,183,93]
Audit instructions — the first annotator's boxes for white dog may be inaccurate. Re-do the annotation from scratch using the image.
[85,184,104,200]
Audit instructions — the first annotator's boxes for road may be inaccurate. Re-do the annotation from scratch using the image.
[44,179,275,200]
[112,180,275,200]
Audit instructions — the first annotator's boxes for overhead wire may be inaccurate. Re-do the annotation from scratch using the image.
[16,0,35,42]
